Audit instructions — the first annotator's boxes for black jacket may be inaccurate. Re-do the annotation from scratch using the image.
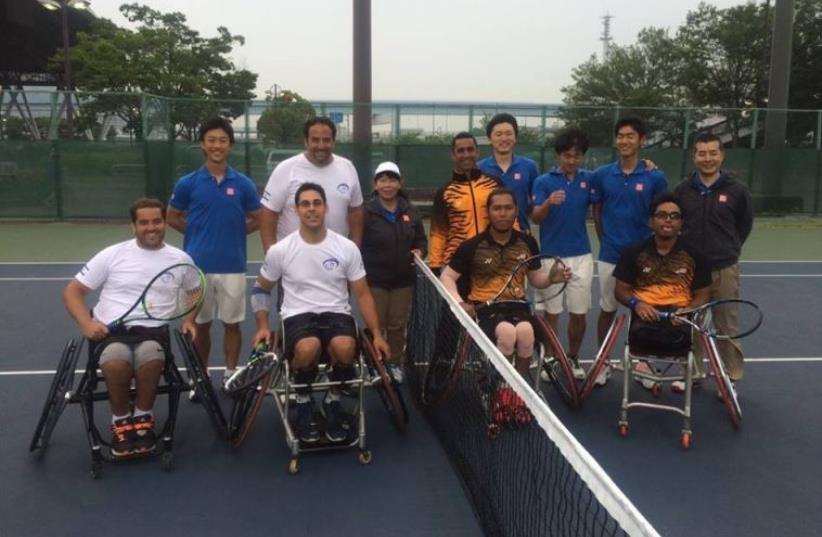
[361,194,428,289]
[673,171,753,270]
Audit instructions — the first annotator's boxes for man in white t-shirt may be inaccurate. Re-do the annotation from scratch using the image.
[63,198,197,459]
[252,183,389,444]
[259,116,365,251]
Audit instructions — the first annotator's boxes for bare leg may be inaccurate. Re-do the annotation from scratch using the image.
[193,321,212,369]
[223,322,241,371]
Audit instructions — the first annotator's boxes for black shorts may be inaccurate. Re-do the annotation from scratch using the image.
[628,314,691,357]
[476,301,534,342]
[282,312,357,362]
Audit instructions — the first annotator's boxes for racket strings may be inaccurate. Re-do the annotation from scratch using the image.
[142,265,205,320]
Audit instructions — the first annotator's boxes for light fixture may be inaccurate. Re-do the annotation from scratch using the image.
[38,0,61,10]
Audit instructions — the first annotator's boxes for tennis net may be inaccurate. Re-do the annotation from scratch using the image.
[406,258,659,537]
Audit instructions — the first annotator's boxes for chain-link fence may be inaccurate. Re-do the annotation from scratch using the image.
[1,90,820,217]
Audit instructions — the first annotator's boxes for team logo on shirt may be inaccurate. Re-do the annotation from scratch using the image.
[262,191,271,201]
[226,187,235,196]
[402,214,410,223]
[337,183,350,194]
[642,266,652,273]
[514,173,522,180]
[635,183,644,192]
[80,264,89,276]
[160,272,175,283]
[323,258,340,271]
[580,181,588,189]
[719,194,728,203]
[675,268,688,275]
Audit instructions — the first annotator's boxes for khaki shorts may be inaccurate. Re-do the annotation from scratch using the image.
[196,273,247,324]
[533,254,593,315]
[596,261,618,312]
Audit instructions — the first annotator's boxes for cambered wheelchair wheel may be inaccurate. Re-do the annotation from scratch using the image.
[30,339,83,457]
[702,334,742,429]
[534,316,579,409]
[174,330,228,438]
[579,314,626,402]
[360,329,408,433]
[422,328,471,406]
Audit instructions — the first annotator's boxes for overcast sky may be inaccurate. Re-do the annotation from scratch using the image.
[91,0,747,103]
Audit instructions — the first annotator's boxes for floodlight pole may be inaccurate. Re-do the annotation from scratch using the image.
[352,0,372,183]
[61,0,75,139]
[763,0,795,148]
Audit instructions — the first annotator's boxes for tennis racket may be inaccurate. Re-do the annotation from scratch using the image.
[107,263,206,330]
[224,343,279,395]
[657,299,762,340]
[479,254,568,309]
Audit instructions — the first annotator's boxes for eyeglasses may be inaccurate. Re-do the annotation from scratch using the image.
[653,211,682,221]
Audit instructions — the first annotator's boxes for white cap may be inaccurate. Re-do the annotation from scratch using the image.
[373,161,401,179]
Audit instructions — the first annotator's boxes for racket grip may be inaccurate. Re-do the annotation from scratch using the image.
[657,311,673,321]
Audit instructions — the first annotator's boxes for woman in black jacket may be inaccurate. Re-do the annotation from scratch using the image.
[361,162,427,382]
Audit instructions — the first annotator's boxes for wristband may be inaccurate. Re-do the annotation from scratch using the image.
[627,297,639,312]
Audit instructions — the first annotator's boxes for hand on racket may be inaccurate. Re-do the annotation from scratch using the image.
[481,253,568,308]
[657,299,762,340]
[107,263,206,330]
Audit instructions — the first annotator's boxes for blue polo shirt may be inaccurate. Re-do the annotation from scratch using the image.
[591,160,667,263]
[478,154,539,233]
[169,166,261,273]
[531,167,593,257]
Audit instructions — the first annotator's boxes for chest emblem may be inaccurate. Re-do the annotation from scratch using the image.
[483,257,493,265]
[514,172,522,180]
[337,183,350,194]
[402,214,410,223]
[580,181,587,189]
[226,187,235,196]
[635,183,644,192]
[718,194,728,203]
[322,258,340,271]
[642,266,651,273]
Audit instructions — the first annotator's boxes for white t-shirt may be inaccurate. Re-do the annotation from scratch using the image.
[261,230,366,320]
[75,239,194,327]
[260,153,363,241]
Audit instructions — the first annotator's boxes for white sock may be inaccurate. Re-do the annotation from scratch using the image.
[112,413,130,424]
[325,390,341,403]
[133,408,152,419]
[295,393,311,404]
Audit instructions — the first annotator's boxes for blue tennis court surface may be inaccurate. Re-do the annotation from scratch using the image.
[1,261,820,537]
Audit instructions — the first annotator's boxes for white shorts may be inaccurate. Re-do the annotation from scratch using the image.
[196,273,247,324]
[597,261,618,312]
[534,254,593,315]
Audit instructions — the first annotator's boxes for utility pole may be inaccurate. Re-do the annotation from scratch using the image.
[600,13,614,61]
[763,0,795,148]
[352,0,372,184]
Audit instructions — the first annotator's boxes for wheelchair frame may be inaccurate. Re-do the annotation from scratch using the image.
[29,328,207,478]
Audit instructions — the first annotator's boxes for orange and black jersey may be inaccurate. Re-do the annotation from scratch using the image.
[429,169,509,268]
[613,238,711,308]
[448,229,540,303]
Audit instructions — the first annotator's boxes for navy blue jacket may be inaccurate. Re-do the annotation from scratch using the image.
[361,194,428,289]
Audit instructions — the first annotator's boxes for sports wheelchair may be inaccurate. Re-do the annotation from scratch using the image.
[583,311,742,449]
[225,326,408,475]
[29,328,226,478]
[421,300,582,438]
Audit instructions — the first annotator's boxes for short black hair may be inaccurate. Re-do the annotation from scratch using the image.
[649,193,685,219]
[693,132,724,152]
[303,116,337,140]
[486,187,517,211]
[129,197,165,223]
[485,113,519,138]
[614,116,647,138]
[451,131,478,151]
[295,182,327,206]
[553,127,590,155]
[199,117,235,144]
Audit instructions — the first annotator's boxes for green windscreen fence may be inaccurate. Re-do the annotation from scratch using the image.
[1,91,820,218]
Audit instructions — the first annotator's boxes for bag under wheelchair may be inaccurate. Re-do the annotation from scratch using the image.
[28,327,223,478]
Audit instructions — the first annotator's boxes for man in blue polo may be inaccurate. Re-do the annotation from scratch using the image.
[591,116,667,384]
[167,117,262,394]
[530,127,594,380]
[478,113,540,234]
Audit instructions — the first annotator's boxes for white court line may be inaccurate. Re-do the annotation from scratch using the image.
[0,366,227,377]
[1,359,819,377]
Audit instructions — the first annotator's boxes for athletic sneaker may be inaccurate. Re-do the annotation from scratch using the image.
[594,364,611,386]
[671,373,706,394]
[322,398,348,442]
[568,355,586,381]
[294,401,321,444]
[188,379,200,403]
[386,363,404,384]
[110,417,134,458]
[131,414,157,453]
[633,361,657,391]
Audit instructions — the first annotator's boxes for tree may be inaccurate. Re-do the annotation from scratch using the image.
[560,28,685,146]
[787,0,822,145]
[51,3,257,140]
[256,90,316,145]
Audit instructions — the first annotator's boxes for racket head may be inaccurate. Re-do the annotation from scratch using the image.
[487,253,565,307]
[532,256,568,306]
[691,299,762,340]
[224,344,278,395]
[141,263,206,322]
[360,328,408,432]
